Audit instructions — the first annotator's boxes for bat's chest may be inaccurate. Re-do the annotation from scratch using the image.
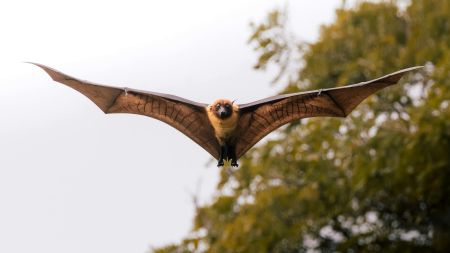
[208,113,239,143]
[215,121,236,137]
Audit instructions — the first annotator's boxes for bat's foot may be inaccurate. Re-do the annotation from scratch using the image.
[217,158,236,167]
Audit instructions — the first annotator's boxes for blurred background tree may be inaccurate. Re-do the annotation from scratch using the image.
[153,0,450,252]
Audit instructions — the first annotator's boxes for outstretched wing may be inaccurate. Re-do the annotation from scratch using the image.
[31,63,220,159]
[234,66,423,159]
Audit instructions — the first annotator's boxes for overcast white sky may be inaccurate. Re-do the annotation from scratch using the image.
[0,1,349,252]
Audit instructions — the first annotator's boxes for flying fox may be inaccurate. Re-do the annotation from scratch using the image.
[31,63,422,167]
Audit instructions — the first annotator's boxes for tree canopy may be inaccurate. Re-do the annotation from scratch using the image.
[154,1,450,252]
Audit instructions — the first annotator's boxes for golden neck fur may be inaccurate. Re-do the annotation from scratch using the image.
[206,99,239,144]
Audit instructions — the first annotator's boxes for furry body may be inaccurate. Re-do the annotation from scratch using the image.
[206,99,240,144]
[206,99,240,166]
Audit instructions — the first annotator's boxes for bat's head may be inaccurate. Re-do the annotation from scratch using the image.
[209,99,238,120]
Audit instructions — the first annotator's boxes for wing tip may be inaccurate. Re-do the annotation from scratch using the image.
[376,65,424,85]
[25,61,50,70]
[392,65,424,75]
[26,62,66,82]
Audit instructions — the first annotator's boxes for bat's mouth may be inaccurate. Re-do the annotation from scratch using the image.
[217,107,232,119]
[220,111,231,119]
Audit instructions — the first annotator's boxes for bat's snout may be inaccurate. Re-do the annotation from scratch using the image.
[218,107,232,119]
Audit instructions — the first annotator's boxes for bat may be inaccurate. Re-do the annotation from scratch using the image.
[31,63,422,167]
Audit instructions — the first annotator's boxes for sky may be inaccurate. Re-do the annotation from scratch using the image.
[0,1,350,252]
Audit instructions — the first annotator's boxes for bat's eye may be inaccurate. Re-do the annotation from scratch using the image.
[215,104,221,110]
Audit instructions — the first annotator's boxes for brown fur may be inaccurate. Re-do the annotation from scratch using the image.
[206,99,239,144]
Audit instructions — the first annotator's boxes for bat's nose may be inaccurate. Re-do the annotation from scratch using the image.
[219,107,231,118]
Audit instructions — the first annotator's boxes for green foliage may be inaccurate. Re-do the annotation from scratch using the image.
[154,1,450,252]
[301,1,408,89]
[248,7,301,84]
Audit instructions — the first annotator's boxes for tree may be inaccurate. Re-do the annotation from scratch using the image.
[153,1,450,252]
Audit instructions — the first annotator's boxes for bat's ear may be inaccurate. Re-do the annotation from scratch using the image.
[232,100,239,111]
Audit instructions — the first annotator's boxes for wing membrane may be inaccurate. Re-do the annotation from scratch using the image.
[235,66,422,159]
[32,63,220,159]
